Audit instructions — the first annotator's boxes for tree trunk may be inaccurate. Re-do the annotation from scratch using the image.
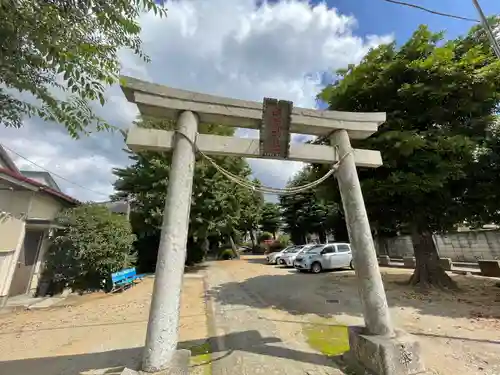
[376,236,389,256]
[409,227,456,289]
[272,232,276,240]
[229,234,239,259]
[202,237,209,259]
[318,231,326,244]
[249,230,256,247]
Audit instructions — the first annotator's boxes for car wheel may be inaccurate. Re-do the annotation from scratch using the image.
[311,262,322,274]
[350,260,354,270]
[277,258,283,265]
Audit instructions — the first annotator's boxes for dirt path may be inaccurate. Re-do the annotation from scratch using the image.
[1,257,499,375]
[206,256,500,375]
[0,274,210,375]
[206,260,344,375]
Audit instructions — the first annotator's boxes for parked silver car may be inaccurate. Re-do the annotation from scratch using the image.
[294,243,354,273]
[279,244,315,267]
[266,245,297,264]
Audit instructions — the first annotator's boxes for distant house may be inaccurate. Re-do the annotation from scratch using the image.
[18,171,62,192]
[0,146,78,306]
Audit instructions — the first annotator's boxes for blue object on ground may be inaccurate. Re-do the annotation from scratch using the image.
[110,267,144,292]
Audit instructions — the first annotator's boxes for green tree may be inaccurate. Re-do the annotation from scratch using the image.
[319,22,500,287]
[44,204,136,292]
[1,0,166,137]
[237,183,264,247]
[280,168,342,244]
[259,202,281,238]
[463,120,500,226]
[113,117,262,269]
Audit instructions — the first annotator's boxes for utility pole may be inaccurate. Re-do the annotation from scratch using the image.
[472,0,500,59]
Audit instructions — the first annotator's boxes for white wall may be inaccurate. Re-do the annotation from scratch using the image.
[0,217,26,299]
[0,189,31,218]
[0,188,66,299]
[28,231,49,294]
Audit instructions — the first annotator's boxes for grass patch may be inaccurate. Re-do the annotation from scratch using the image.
[303,321,350,357]
[187,341,212,375]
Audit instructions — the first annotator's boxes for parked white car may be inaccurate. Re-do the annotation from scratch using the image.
[294,243,354,273]
[266,245,297,264]
[279,244,314,267]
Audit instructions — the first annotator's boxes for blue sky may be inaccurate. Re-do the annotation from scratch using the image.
[326,0,499,42]
[316,0,500,101]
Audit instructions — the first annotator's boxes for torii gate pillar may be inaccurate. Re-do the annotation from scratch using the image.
[332,130,393,335]
[120,76,425,375]
[142,111,198,373]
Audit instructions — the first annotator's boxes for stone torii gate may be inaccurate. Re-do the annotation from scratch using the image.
[120,77,424,375]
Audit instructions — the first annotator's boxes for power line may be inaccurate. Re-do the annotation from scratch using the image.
[1,143,111,198]
[381,0,480,23]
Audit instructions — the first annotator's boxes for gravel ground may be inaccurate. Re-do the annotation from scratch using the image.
[0,274,209,375]
[206,256,500,375]
[1,257,499,375]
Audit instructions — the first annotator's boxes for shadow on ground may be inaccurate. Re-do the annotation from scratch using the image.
[0,330,339,375]
[208,266,500,320]
[184,264,209,273]
[243,257,269,264]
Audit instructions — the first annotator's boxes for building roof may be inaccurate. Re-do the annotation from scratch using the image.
[20,170,61,192]
[0,168,79,205]
[0,145,20,173]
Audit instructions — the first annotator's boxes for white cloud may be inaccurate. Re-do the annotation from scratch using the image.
[0,0,392,201]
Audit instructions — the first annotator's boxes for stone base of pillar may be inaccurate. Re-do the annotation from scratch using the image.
[80,349,191,375]
[342,326,426,375]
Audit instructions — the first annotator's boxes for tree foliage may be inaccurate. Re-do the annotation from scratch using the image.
[280,168,343,244]
[259,202,281,238]
[463,120,500,226]
[113,117,264,270]
[44,204,136,292]
[319,20,500,287]
[0,0,166,137]
[237,181,264,247]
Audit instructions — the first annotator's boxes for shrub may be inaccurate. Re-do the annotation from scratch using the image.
[186,238,205,265]
[277,234,291,247]
[218,248,235,260]
[257,232,273,243]
[43,204,136,292]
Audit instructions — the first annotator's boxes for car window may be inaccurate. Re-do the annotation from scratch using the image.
[322,245,336,254]
[336,244,351,253]
[305,245,324,253]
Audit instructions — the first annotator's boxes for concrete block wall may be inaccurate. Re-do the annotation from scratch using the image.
[376,230,500,262]
[435,231,500,262]
[374,236,413,258]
